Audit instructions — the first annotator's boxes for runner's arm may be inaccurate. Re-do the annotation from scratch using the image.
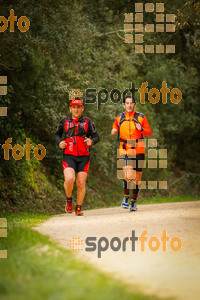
[140,116,152,137]
[88,119,100,145]
[112,116,119,131]
[55,118,64,145]
[111,116,119,134]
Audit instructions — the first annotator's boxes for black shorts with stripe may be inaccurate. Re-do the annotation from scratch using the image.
[63,155,90,173]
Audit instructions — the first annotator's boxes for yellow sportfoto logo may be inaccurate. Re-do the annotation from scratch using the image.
[0,9,30,33]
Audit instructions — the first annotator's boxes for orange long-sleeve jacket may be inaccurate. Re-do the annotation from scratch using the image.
[112,110,152,156]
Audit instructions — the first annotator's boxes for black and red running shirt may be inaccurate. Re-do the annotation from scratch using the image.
[55,115,100,156]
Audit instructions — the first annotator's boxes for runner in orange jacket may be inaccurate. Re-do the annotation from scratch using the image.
[111,96,152,211]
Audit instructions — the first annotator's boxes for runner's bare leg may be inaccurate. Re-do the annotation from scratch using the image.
[123,167,143,186]
[63,168,75,198]
[134,171,143,186]
[76,172,88,205]
[123,166,136,182]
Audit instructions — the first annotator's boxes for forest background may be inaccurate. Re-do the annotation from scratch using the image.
[0,0,199,213]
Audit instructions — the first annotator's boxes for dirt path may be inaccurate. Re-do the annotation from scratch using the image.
[33,201,200,300]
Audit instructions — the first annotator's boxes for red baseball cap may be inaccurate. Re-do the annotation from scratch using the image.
[70,99,83,106]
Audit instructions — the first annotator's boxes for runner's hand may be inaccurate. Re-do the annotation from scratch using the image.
[135,123,142,131]
[111,128,118,135]
[59,141,67,149]
[84,138,93,146]
[124,176,132,182]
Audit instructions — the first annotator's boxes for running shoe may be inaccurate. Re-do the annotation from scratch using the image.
[65,198,73,213]
[121,195,129,208]
[75,205,84,216]
[130,200,137,212]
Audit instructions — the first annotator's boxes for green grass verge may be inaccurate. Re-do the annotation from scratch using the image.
[138,196,199,205]
[0,213,165,300]
[90,196,199,210]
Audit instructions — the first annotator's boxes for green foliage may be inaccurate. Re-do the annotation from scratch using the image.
[0,0,199,212]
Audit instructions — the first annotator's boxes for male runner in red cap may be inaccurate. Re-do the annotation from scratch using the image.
[55,98,99,215]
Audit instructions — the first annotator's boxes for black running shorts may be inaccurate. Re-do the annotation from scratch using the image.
[119,153,145,171]
[63,155,90,173]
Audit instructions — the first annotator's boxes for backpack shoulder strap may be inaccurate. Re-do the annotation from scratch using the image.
[117,112,126,141]
[134,111,144,139]
[118,112,126,127]
[134,112,144,121]
[79,115,86,122]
